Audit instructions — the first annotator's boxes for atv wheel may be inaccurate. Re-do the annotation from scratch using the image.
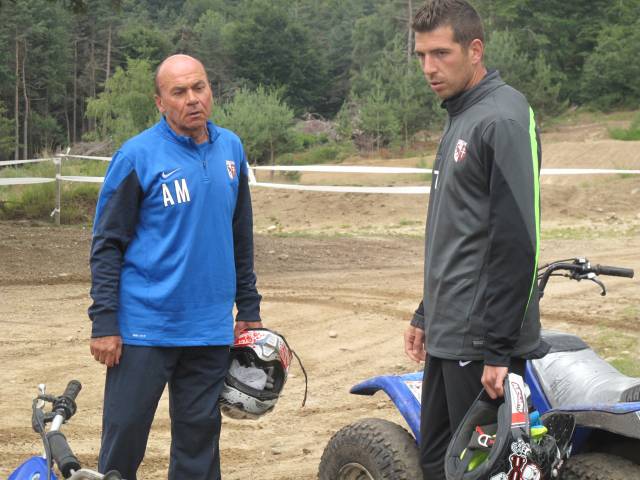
[562,453,640,480]
[318,418,421,480]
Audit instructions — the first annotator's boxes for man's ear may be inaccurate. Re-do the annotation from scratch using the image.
[154,95,164,113]
[468,38,484,66]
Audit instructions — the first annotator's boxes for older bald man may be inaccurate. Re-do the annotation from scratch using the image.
[88,54,263,479]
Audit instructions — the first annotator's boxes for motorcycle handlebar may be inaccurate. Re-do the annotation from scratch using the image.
[594,264,634,278]
[62,380,82,402]
[53,380,82,420]
[47,431,81,478]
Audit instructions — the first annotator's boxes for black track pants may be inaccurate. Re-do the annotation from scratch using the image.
[98,345,230,480]
[419,356,525,480]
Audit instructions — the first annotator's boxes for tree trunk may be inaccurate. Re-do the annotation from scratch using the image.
[14,32,19,160]
[64,95,71,147]
[105,23,112,83]
[73,39,77,144]
[88,30,96,132]
[407,0,413,67]
[21,39,29,160]
[404,123,409,149]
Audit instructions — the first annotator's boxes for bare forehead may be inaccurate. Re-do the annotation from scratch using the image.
[157,56,208,88]
[414,25,458,51]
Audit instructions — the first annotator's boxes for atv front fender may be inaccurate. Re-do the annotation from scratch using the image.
[350,372,423,443]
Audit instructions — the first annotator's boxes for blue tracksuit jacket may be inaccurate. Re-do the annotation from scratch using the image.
[88,117,261,346]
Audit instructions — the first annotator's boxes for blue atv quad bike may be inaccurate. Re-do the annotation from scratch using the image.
[9,380,124,480]
[318,258,640,480]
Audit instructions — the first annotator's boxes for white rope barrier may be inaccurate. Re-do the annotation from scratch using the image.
[57,175,105,183]
[0,158,55,166]
[252,165,433,174]
[541,168,640,175]
[251,181,431,194]
[0,177,55,185]
[1,154,639,196]
[254,164,640,176]
[56,153,112,161]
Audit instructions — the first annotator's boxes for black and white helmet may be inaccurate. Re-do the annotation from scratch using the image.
[220,328,294,420]
[445,373,575,480]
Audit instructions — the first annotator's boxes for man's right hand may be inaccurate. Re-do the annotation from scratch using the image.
[404,326,427,363]
[90,336,123,368]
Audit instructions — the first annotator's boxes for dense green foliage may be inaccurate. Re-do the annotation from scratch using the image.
[86,58,158,146]
[0,0,639,162]
[213,86,296,164]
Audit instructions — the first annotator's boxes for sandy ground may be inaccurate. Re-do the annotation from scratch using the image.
[1,122,639,479]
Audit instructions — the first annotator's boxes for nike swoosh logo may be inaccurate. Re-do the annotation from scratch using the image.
[161,168,180,179]
[459,361,472,367]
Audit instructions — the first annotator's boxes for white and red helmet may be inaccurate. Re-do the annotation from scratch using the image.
[220,328,294,420]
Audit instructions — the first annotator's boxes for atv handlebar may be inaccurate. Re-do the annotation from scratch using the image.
[62,380,82,403]
[593,264,634,278]
[29,381,123,479]
[538,258,635,298]
[52,380,82,426]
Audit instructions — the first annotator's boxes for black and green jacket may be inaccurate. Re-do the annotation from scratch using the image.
[412,70,543,367]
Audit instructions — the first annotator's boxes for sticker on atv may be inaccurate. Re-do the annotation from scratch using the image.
[404,380,422,403]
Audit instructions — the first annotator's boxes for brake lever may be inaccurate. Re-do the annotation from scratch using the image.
[571,272,606,296]
[590,277,607,296]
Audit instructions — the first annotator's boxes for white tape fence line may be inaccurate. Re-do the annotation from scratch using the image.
[55,153,112,162]
[252,181,431,194]
[57,175,105,184]
[1,153,639,193]
[0,157,56,167]
[252,165,433,174]
[0,177,56,185]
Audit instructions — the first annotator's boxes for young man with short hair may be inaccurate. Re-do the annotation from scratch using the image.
[403,2,547,478]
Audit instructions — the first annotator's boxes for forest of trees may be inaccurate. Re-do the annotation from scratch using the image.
[0,0,639,163]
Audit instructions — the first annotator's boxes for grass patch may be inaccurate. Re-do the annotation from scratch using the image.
[621,305,640,320]
[0,159,107,223]
[543,107,638,130]
[610,358,640,377]
[590,328,640,377]
[608,111,640,141]
[415,157,433,182]
[609,128,640,141]
[276,142,356,166]
[398,219,422,226]
[266,227,424,239]
[541,225,638,241]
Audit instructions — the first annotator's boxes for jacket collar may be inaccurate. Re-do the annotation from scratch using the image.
[158,116,220,146]
[441,69,504,117]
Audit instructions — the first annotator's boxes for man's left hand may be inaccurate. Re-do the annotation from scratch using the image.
[481,365,509,399]
[234,320,263,338]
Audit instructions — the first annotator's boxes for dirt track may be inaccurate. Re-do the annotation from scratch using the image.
[1,125,639,479]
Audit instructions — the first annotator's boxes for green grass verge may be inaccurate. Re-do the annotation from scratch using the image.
[590,328,640,377]
[608,110,640,140]
[542,224,639,241]
[276,142,356,166]
[544,107,638,130]
[0,159,107,223]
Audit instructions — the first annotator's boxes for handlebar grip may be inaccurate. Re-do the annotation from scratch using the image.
[47,431,81,478]
[62,380,82,401]
[53,380,82,421]
[595,265,635,278]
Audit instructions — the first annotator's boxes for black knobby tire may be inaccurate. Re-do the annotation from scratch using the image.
[562,453,640,480]
[318,418,421,480]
